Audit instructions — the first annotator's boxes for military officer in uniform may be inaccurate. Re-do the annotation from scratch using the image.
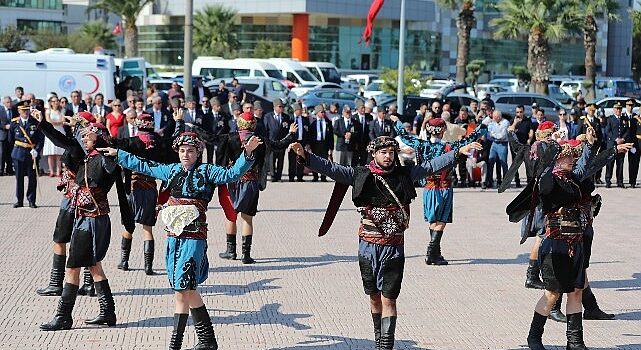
[8,101,43,208]
[605,102,631,188]
[627,99,641,188]
[577,103,604,184]
[369,106,396,139]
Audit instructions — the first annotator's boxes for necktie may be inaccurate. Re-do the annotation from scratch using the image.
[7,109,11,118]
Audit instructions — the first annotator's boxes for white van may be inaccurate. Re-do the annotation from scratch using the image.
[265,58,319,86]
[301,61,341,84]
[0,52,116,101]
[192,58,286,82]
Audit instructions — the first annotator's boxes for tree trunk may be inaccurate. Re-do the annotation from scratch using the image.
[124,22,138,58]
[584,15,598,102]
[455,5,476,84]
[527,28,550,94]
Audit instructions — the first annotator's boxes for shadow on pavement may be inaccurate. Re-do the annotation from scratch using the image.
[210,254,357,273]
[615,310,641,321]
[273,335,432,350]
[113,278,281,297]
[447,253,530,265]
[589,273,641,291]
[213,303,312,330]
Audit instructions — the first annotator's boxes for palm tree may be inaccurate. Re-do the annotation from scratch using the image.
[88,0,154,57]
[577,0,619,101]
[490,0,581,94]
[193,5,239,57]
[80,21,116,49]
[436,0,476,84]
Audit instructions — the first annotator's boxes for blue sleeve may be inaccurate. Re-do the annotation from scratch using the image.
[450,123,487,150]
[571,142,594,180]
[409,149,457,180]
[394,119,424,150]
[116,149,173,181]
[306,152,354,185]
[206,152,254,184]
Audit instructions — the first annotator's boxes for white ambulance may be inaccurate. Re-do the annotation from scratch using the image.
[0,51,117,101]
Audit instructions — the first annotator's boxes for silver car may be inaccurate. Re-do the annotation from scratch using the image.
[205,77,289,103]
[299,88,366,110]
[492,92,563,122]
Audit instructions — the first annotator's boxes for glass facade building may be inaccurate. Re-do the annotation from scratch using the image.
[0,0,61,10]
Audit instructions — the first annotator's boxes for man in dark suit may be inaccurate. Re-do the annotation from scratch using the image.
[221,91,239,119]
[264,98,291,182]
[577,104,604,183]
[287,103,310,182]
[146,96,173,137]
[605,102,631,188]
[9,101,43,208]
[333,104,359,166]
[89,93,112,120]
[213,80,229,105]
[369,106,396,140]
[65,90,87,116]
[192,77,212,109]
[117,110,138,139]
[309,105,334,182]
[0,96,15,175]
[352,101,373,166]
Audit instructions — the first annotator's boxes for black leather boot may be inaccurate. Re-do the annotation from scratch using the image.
[425,230,448,266]
[77,268,96,297]
[582,286,614,320]
[37,253,66,296]
[189,305,218,350]
[525,259,546,289]
[372,313,382,350]
[117,237,132,271]
[527,311,548,350]
[218,234,237,260]
[144,240,155,275]
[566,313,588,350]
[85,279,116,326]
[241,235,255,264]
[40,283,78,331]
[549,295,567,323]
[379,316,396,350]
[169,313,188,350]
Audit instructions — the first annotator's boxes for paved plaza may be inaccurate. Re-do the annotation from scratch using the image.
[0,174,639,350]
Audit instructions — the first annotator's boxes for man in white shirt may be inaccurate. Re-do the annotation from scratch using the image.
[287,103,309,182]
[309,105,334,181]
[485,110,510,188]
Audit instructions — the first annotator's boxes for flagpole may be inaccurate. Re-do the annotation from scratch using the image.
[396,0,406,114]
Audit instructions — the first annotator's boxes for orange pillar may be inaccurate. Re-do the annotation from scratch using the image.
[292,14,309,61]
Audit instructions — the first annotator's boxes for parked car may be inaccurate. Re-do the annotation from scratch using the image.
[299,88,366,111]
[363,79,386,100]
[489,78,521,93]
[595,97,641,117]
[548,84,574,105]
[443,93,479,113]
[291,82,342,98]
[301,61,342,84]
[205,77,289,103]
[468,84,507,100]
[148,79,182,94]
[492,92,563,122]
[560,80,585,98]
[420,79,454,97]
[595,78,641,99]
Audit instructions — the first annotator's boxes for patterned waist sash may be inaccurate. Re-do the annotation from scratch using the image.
[164,197,208,240]
[131,172,157,191]
[544,206,587,256]
[72,186,110,218]
[357,204,409,246]
[425,173,451,189]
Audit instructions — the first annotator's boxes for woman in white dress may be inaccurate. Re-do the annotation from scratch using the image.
[43,96,66,177]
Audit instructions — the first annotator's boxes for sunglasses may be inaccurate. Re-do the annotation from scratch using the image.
[559,113,567,116]
[113,104,121,107]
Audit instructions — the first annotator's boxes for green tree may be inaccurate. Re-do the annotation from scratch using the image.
[80,21,117,50]
[31,30,69,51]
[511,65,531,85]
[436,0,477,84]
[88,0,154,57]
[465,59,486,96]
[490,0,581,94]
[576,0,619,102]
[253,39,290,58]
[632,2,641,81]
[193,5,239,57]
[0,26,28,51]
[380,66,423,96]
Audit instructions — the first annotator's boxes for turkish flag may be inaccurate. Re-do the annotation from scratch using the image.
[359,0,385,46]
[112,22,122,36]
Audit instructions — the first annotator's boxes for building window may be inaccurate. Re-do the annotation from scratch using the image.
[16,19,62,32]
[1,0,62,10]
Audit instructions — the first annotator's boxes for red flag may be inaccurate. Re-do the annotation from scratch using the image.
[112,22,122,36]
[359,0,385,46]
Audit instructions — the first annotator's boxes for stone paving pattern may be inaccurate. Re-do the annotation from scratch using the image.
[0,174,639,349]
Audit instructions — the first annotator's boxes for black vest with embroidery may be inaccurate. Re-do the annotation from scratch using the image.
[351,166,416,207]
